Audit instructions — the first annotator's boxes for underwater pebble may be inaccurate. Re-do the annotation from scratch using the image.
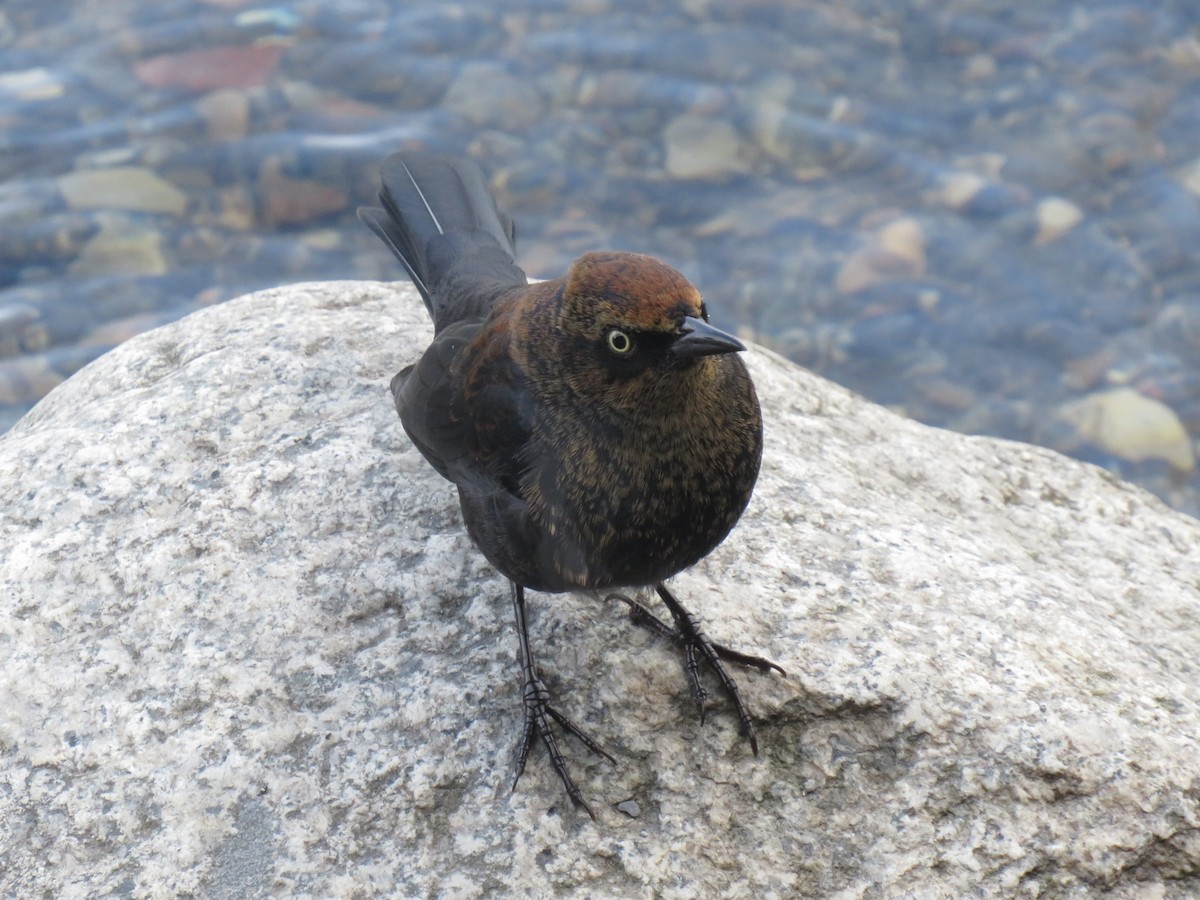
[59,167,188,217]
[663,114,747,180]
[1035,197,1084,244]
[1057,387,1194,472]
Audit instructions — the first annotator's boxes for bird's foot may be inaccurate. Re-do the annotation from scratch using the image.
[511,575,614,817]
[513,669,615,819]
[609,584,785,754]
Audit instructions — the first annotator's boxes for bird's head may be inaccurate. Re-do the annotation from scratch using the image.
[547,251,745,411]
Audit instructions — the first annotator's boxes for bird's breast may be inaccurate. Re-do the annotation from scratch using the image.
[527,387,762,590]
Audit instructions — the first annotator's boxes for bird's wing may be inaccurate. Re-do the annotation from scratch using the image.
[392,316,579,588]
[391,318,534,494]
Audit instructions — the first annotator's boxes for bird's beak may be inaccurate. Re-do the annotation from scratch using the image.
[671,316,746,358]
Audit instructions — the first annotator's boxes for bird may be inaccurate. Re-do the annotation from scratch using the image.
[359,150,783,817]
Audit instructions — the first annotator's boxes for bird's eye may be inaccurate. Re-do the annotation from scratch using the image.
[606,329,634,355]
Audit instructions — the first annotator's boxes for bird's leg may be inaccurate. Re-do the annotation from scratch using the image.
[609,584,785,755]
[509,582,614,818]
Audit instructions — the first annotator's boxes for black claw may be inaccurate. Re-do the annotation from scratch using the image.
[608,592,677,640]
[612,584,783,752]
[708,640,788,677]
[510,583,610,817]
[545,706,617,766]
[682,639,707,724]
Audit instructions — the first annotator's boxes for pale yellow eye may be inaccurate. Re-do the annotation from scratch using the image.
[606,329,634,355]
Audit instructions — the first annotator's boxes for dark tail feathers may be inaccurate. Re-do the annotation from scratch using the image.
[358,152,523,328]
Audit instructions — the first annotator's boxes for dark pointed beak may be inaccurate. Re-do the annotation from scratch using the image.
[671,316,746,358]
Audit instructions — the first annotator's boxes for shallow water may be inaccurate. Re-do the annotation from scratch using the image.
[2,0,1198,515]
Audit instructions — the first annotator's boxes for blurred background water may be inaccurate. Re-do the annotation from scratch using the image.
[2,0,1199,516]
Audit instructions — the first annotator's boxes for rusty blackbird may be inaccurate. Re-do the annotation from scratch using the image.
[359,151,782,816]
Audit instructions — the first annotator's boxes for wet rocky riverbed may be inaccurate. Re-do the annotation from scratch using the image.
[2,0,1198,515]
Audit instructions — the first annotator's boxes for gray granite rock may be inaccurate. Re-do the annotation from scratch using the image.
[2,281,1199,897]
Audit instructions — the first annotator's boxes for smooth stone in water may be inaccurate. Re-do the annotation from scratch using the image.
[58,167,188,217]
[1057,386,1195,472]
[663,114,747,180]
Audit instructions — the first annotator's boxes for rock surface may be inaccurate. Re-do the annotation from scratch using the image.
[1,281,1199,898]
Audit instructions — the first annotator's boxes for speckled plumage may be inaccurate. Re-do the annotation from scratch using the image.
[360,151,778,816]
